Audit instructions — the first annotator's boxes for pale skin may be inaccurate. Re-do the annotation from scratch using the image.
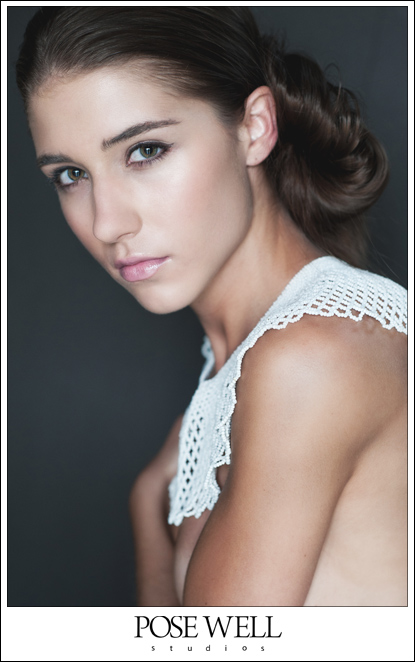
[29,65,407,606]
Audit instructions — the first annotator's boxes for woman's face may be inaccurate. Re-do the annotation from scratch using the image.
[29,66,254,314]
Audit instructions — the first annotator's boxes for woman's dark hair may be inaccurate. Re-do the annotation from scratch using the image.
[16,7,389,267]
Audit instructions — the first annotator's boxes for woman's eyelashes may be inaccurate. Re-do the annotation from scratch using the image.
[46,166,88,190]
[128,141,172,165]
[46,141,172,191]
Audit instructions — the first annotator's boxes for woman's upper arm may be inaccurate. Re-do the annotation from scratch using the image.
[183,320,375,606]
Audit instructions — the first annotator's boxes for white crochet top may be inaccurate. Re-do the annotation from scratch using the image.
[168,256,407,526]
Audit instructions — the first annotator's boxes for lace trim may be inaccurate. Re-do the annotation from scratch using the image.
[168,259,407,526]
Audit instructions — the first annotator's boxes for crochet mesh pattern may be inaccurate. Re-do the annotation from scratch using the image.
[168,256,407,526]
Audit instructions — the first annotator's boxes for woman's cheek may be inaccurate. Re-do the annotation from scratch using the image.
[167,151,247,251]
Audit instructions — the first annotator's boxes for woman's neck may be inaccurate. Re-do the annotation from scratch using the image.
[191,195,326,375]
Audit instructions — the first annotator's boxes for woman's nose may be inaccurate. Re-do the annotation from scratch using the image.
[91,180,142,244]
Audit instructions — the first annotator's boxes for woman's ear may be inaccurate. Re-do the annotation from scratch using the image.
[240,86,278,166]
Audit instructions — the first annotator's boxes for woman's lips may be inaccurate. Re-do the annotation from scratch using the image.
[117,257,170,282]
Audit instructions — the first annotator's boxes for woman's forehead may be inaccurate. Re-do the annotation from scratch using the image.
[30,65,179,115]
[28,67,229,158]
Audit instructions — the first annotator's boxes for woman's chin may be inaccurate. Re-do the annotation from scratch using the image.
[127,287,193,315]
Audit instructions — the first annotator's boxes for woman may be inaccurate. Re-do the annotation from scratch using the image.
[16,7,407,606]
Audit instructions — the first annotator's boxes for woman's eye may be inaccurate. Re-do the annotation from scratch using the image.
[59,167,88,186]
[49,143,169,191]
[129,144,162,163]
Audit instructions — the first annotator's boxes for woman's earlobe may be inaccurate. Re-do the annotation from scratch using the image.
[244,86,278,166]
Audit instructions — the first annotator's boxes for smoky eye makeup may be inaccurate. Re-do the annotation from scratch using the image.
[44,140,174,191]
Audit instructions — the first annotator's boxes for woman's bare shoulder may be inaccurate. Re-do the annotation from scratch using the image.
[245,309,407,364]
[232,312,407,457]
[182,313,407,606]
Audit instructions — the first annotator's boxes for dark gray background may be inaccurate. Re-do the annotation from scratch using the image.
[8,6,408,606]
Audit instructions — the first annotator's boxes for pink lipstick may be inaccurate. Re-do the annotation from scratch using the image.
[116,256,170,282]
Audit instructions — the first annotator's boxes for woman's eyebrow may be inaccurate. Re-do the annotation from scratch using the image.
[36,152,74,169]
[36,119,180,168]
[101,119,180,150]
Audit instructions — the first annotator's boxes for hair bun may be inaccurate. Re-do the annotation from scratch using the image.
[261,37,389,266]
